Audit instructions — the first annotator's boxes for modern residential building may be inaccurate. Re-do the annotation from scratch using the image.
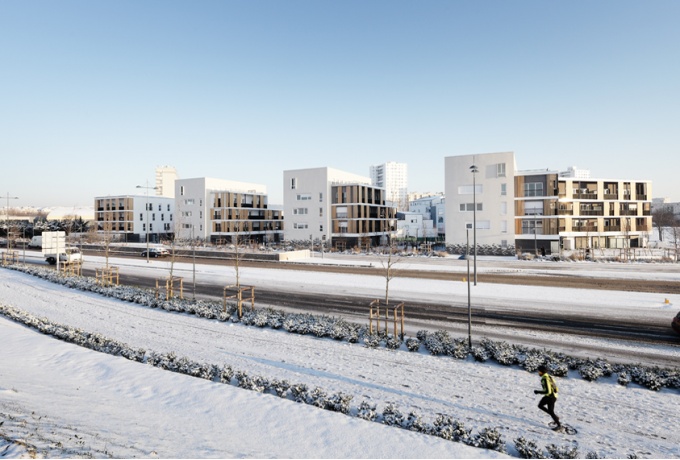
[175,177,282,243]
[515,169,653,254]
[284,167,396,249]
[444,152,516,248]
[370,162,408,210]
[395,212,437,240]
[155,166,178,198]
[409,194,445,239]
[94,195,174,243]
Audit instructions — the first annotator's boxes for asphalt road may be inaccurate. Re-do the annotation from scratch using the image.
[68,252,680,348]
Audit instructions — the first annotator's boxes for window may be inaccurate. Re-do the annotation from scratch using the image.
[319,193,323,202]
[182,211,192,217]
[458,185,483,195]
[149,224,153,232]
[293,223,308,229]
[200,211,203,219]
[161,214,164,221]
[152,213,156,221]
[501,220,508,233]
[291,178,297,190]
[296,194,312,201]
[501,183,507,196]
[293,208,308,215]
[158,204,161,211]
[501,202,507,215]
[180,186,185,196]
[139,213,143,221]
[184,199,195,205]
[320,225,324,232]
[525,201,543,216]
[167,204,171,211]
[142,223,146,231]
[524,182,544,197]
[319,208,323,217]
[497,163,506,177]
[459,203,483,212]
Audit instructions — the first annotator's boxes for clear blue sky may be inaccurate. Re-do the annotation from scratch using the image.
[2,0,678,208]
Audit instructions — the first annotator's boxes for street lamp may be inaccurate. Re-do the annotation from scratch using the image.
[136,181,158,263]
[466,223,472,349]
[4,193,19,251]
[469,164,478,285]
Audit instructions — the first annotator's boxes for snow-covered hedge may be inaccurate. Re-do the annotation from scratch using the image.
[4,264,679,394]
[1,302,514,456]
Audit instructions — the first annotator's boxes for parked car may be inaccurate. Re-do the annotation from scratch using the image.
[141,248,170,258]
[672,311,680,336]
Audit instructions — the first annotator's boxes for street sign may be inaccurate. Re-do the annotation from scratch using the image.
[42,231,66,254]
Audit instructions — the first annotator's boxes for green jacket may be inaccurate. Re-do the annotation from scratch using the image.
[538,373,559,398]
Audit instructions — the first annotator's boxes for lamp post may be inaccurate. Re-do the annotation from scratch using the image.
[466,223,472,349]
[4,193,19,251]
[469,164,478,285]
[136,182,158,263]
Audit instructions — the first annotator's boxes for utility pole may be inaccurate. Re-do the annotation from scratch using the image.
[4,193,19,251]
[469,164,478,285]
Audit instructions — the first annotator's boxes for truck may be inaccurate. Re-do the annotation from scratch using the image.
[28,236,42,249]
[45,246,82,265]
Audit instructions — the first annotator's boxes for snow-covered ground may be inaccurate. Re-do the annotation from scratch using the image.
[1,255,680,458]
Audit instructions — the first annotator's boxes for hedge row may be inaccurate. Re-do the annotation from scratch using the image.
[0,303,530,456]
[4,264,679,393]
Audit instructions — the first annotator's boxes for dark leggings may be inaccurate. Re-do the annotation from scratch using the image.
[538,396,560,424]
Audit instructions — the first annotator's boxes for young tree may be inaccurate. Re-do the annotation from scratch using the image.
[652,206,675,243]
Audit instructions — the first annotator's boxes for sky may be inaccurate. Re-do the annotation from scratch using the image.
[1,0,679,208]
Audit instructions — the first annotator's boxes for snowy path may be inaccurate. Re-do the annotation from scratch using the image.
[1,269,679,458]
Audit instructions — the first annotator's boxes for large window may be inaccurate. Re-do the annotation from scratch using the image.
[524,201,543,216]
[296,194,311,201]
[459,203,483,212]
[524,182,544,197]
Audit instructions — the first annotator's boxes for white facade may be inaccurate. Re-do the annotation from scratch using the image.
[444,152,517,247]
[175,178,267,240]
[95,195,174,242]
[283,167,372,242]
[409,194,445,237]
[155,166,178,198]
[396,212,437,239]
[370,162,408,210]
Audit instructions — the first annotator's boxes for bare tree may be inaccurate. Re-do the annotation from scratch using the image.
[652,206,675,242]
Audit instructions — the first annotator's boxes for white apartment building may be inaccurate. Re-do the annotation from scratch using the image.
[370,162,408,210]
[409,194,445,238]
[444,152,516,247]
[515,169,653,254]
[155,166,178,198]
[395,212,437,240]
[284,167,396,248]
[95,195,174,243]
[175,177,272,241]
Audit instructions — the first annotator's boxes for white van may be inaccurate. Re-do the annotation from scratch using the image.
[45,246,82,265]
[28,236,42,249]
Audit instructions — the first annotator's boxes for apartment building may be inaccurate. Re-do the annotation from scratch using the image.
[409,194,445,238]
[515,169,652,254]
[284,167,396,248]
[94,195,174,242]
[444,152,516,247]
[175,177,282,243]
[369,162,408,210]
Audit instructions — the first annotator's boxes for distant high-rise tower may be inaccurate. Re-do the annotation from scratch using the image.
[369,162,408,210]
[155,166,178,198]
